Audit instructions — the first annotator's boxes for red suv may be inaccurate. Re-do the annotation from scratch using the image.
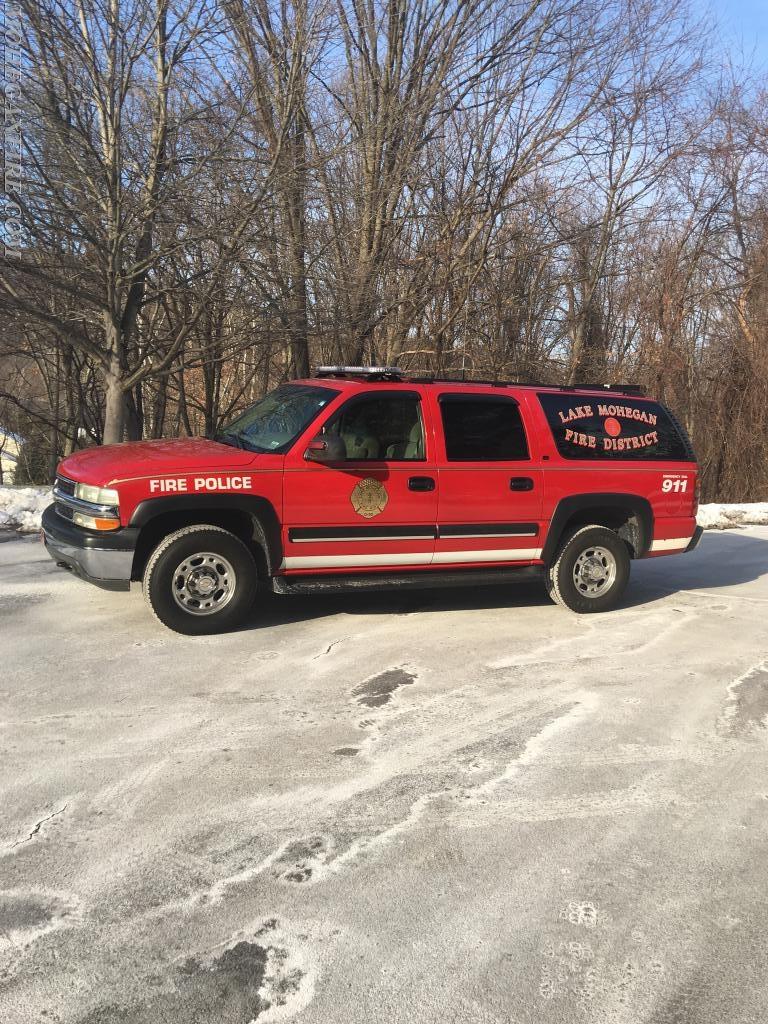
[42,368,701,634]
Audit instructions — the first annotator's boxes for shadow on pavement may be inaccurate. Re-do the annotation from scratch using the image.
[248,578,551,629]
[242,529,768,629]
[628,530,768,605]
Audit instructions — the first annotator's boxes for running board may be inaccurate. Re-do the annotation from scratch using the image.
[271,565,543,596]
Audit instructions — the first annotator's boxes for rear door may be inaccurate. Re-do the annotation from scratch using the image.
[429,390,544,566]
[281,388,438,572]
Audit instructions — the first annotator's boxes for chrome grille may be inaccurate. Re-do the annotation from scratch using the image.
[55,502,75,522]
[56,475,77,497]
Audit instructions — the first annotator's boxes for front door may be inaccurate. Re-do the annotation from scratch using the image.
[282,389,438,572]
[427,390,544,565]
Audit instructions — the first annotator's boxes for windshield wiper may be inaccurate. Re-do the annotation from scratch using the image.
[214,431,244,449]
[214,431,269,454]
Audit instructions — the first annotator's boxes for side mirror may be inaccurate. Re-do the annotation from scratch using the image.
[304,435,345,462]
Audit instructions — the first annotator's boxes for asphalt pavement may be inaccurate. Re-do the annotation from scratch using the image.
[2,528,768,1023]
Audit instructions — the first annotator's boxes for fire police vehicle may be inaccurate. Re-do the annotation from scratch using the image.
[41,368,702,634]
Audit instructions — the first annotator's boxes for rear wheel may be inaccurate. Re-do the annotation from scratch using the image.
[546,525,630,613]
[143,525,257,634]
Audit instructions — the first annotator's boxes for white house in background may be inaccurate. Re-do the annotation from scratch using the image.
[0,427,22,484]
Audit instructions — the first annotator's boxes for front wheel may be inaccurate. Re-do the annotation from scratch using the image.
[545,525,630,613]
[143,525,257,634]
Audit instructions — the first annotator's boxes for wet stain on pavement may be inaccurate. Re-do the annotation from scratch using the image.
[723,663,768,736]
[0,889,81,948]
[0,892,54,932]
[76,934,307,1024]
[353,668,416,708]
[0,593,49,614]
[273,836,331,883]
[643,957,738,1024]
[646,979,706,1024]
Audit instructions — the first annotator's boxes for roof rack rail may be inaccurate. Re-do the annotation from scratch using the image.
[312,367,645,397]
[408,375,524,387]
[577,383,646,396]
[413,377,646,396]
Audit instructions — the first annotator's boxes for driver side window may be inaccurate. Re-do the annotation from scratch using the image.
[322,393,425,461]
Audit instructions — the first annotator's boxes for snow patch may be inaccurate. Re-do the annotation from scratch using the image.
[0,486,52,532]
[697,503,768,530]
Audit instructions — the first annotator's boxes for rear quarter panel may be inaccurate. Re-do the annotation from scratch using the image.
[521,395,698,557]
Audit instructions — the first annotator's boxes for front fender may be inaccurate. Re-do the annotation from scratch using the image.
[129,495,283,575]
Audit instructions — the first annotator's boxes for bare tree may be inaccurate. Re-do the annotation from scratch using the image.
[2,0,278,441]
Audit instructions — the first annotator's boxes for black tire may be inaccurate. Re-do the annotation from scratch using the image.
[545,525,630,614]
[143,525,257,635]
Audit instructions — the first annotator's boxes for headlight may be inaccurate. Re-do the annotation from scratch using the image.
[74,483,120,506]
[73,511,121,531]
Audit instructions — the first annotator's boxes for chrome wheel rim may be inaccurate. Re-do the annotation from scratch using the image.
[171,552,236,616]
[573,546,617,598]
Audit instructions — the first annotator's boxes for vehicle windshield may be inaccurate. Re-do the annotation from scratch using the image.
[215,384,338,454]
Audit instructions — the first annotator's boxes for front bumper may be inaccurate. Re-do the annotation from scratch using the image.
[41,504,138,591]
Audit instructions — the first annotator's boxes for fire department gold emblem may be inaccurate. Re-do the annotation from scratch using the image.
[350,477,388,519]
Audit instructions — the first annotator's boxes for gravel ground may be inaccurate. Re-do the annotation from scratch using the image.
[2,528,768,1024]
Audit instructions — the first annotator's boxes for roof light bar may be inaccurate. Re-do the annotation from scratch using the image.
[315,365,404,379]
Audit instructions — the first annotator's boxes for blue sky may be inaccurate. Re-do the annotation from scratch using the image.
[700,0,768,69]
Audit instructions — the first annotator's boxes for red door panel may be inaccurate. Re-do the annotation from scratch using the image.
[281,390,438,573]
[427,389,544,566]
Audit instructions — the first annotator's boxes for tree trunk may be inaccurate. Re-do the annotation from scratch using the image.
[151,375,168,438]
[103,364,125,445]
[125,384,143,441]
[285,131,310,379]
[177,369,193,436]
[288,279,310,378]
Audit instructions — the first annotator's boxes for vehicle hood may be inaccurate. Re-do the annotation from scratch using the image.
[58,438,257,485]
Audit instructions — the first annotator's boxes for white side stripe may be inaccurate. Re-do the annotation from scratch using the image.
[283,548,543,570]
[650,536,693,552]
[432,547,542,564]
[284,552,433,569]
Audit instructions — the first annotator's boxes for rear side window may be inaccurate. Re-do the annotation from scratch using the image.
[439,395,529,461]
[537,393,694,461]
